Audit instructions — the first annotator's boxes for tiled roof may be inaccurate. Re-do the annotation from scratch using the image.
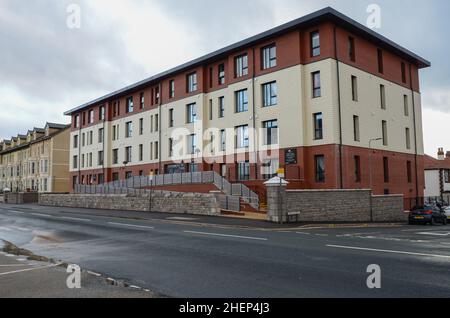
[424,155,450,170]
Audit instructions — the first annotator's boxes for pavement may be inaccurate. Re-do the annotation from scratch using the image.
[1,203,450,298]
[0,246,154,298]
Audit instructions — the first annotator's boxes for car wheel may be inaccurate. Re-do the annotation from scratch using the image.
[443,218,448,225]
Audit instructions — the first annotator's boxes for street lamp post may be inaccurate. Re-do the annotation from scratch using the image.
[369,138,383,222]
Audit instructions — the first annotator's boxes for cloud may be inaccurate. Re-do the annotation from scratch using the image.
[423,88,450,114]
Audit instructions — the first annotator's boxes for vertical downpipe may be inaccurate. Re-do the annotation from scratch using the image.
[252,47,258,180]
[409,64,420,205]
[158,83,163,175]
[333,26,344,189]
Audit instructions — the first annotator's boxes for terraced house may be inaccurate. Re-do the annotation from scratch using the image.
[0,123,70,193]
[65,7,430,205]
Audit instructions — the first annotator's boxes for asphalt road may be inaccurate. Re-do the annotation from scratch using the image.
[1,204,450,298]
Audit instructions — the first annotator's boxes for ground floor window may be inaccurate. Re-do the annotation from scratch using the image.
[237,161,250,181]
[315,155,325,183]
[261,159,279,180]
[112,173,119,181]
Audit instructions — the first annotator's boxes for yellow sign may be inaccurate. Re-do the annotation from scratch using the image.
[277,168,285,175]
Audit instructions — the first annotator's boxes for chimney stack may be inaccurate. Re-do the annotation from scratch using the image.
[438,148,445,160]
[446,151,450,159]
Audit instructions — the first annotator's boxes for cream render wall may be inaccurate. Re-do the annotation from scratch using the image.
[338,62,424,155]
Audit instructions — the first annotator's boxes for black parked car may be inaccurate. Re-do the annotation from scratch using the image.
[409,205,448,225]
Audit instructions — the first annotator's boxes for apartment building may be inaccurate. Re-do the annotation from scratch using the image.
[0,123,70,193]
[65,7,430,202]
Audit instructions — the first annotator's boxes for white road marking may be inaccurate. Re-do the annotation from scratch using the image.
[108,222,154,230]
[0,263,62,277]
[10,226,30,232]
[31,213,52,218]
[417,232,450,237]
[7,210,24,214]
[296,232,311,235]
[184,230,268,241]
[0,264,31,267]
[61,216,92,222]
[327,244,450,259]
[166,217,198,221]
[0,227,11,232]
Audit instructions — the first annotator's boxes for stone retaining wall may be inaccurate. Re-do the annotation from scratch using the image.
[4,192,39,204]
[266,185,405,223]
[38,192,221,216]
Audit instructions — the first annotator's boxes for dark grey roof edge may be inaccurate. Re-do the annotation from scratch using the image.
[64,6,430,116]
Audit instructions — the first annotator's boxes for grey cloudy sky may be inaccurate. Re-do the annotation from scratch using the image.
[0,0,448,156]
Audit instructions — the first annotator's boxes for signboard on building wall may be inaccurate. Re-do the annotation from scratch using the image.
[285,149,297,165]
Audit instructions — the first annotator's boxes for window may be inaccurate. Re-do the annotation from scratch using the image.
[150,142,153,160]
[220,129,226,152]
[351,76,358,101]
[235,54,248,77]
[73,156,78,169]
[99,106,105,121]
[354,155,361,183]
[401,62,406,83]
[262,159,279,180]
[169,109,174,127]
[113,101,120,117]
[126,97,134,113]
[186,103,197,123]
[89,131,93,145]
[112,124,119,141]
[73,135,78,149]
[98,151,104,166]
[98,128,104,143]
[88,153,92,167]
[407,161,412,183]
[139,118,143,135]
[235,89,248,113]
[209,67,213,88]
[218,97,225,118]
[237,161,250,181]
[314,113,323,140]
[353,115,360,142]
[187,72,197,93]
[125,146,132,163]
[444,170,450,184]
[74,115,80,128]
[312,71,321,98]
[155,141,159,159]
[150,115,154,132]
[235,125,249,149]
[125,171,132,180]
[262,44,277,69]
[139,144,143,161]
[383,157,389,183]
[262,82,277,107]
[88,110,94,124]
[154,87,160,104]
[349,36,356,62]
[403,95,409,116]
[140,92,145,109]
[187,134,197,155]
[125,121,133,138]
[81,155,84,168]
[380,85,386,109]
[169,80,175,98]
[98,174,104,185]
[112,173,119,181]
[405,127,411,150]
[209,99,213,120]
[382,120,388,146]
[263,120,278,146]
[377,49,384,73]
[155,114,159,132]
[311,31,320,57]
[218,64,225,85]
[169,138,173,157]
[112,149,118,165]
[315,155,325,183]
